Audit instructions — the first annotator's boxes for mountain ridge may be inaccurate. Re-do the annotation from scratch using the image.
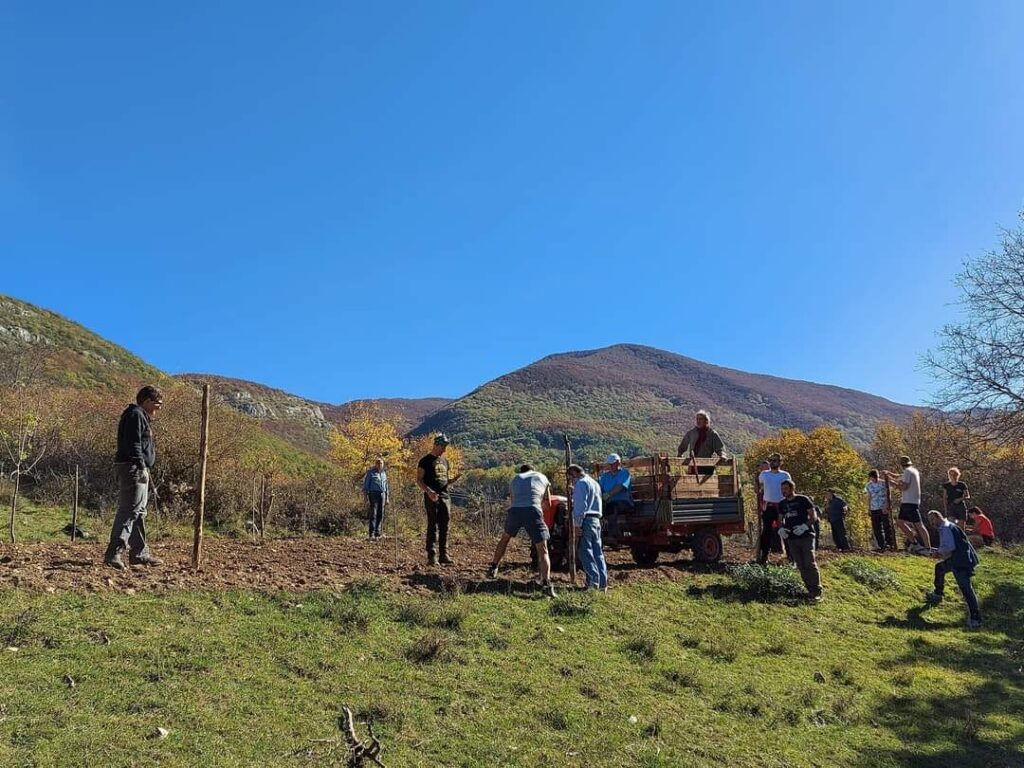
[1,294,916,466]
[413,343,918,465]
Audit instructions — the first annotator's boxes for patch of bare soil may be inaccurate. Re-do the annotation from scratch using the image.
[1,535,859,596]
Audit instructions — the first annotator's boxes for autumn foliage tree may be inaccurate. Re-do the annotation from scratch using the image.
[746,426,869,547]
[328,403,408,482]
[869,415,1024,542]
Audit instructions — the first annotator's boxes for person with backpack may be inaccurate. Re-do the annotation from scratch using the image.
[924,509,982,629]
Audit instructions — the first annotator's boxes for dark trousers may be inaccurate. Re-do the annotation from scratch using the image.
[829,516,850,550]
[367,492,385,538]
[605,500,632,539]
[788,535,822,596]
[105,463,151,559]
[935,560,981,621]
[870,510,896,550]
[425,494,450,558]
[757,504,782,563]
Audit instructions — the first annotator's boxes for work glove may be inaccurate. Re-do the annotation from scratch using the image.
[792,524,810,537]
[777,527,789,541]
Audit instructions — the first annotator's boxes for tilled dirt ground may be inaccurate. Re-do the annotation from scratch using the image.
[1,534,855,596]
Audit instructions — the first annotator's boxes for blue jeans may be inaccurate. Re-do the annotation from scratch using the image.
[367,492,385,537]
[578,517,608,590]
[934,560,981,621]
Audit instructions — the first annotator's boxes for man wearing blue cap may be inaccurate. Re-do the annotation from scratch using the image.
[599,453,633,539]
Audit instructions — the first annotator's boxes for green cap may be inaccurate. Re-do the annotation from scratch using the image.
[434,433,451,446]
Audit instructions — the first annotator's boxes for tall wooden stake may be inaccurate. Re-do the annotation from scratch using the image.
[192,384,210,569]
[71,464,79,543]
[393,497,399,569]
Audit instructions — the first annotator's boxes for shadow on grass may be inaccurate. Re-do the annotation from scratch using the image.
[681,582,808,606]
[401,572,551,600]
[605,552,730,576]
[877,604,963,632]
[854,581,1024,768]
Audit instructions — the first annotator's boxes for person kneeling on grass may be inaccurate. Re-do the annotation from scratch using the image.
[966,507,996,548]
[486,465,557,598]
[777,479,823,602]
[924,509,982,629]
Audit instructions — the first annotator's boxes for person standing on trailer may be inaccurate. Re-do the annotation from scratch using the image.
[677,409,727,475]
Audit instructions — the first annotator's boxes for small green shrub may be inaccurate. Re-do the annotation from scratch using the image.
[406,631,455,664]
[839,559,900,590]
[348,577,386,600]
[435,604,466,631]
[1,609,39,647]
[728,563,805,601]
[549,591,596,618]
[623,633,657,662]
[396,602,434,627]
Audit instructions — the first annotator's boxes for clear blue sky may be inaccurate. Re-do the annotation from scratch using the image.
[3,2,1023,406]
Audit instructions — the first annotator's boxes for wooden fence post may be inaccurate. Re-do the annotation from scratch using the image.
[71,464,79,543]
[192,384,210,569]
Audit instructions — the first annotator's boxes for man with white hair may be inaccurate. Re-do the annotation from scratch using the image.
[599,453,633,538]
[677,410,727,475]
[924,509,982,629]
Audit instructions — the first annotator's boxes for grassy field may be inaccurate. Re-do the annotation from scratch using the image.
[0,550,1021,767]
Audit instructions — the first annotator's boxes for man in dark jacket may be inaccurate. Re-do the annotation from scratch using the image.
[104,385,163,570]
[825,489,851,551]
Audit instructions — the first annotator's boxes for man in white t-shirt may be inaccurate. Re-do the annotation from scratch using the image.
[885,456,930,551]
[756,453,792,563]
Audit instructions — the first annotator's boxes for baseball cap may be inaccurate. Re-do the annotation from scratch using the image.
[607,453,621,464]
[434,433,451,446]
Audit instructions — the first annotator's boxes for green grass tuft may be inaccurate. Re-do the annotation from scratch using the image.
[728,562,806,601]
[549,591,596,618]
[839,558,901,589]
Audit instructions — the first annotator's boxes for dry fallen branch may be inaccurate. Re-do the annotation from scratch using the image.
[339,705,386,767]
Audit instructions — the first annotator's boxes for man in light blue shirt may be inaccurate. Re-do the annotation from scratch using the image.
[362,458,389,540]
[599,453,633,538]
[925,509,982,628]
[569,463,607,591]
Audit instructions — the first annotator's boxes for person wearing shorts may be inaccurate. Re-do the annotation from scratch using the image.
[486,464,556,597]
[886,456,931,551]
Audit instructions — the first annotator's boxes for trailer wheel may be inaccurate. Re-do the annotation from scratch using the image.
[692,529,723,563]
[630,546,659,567]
